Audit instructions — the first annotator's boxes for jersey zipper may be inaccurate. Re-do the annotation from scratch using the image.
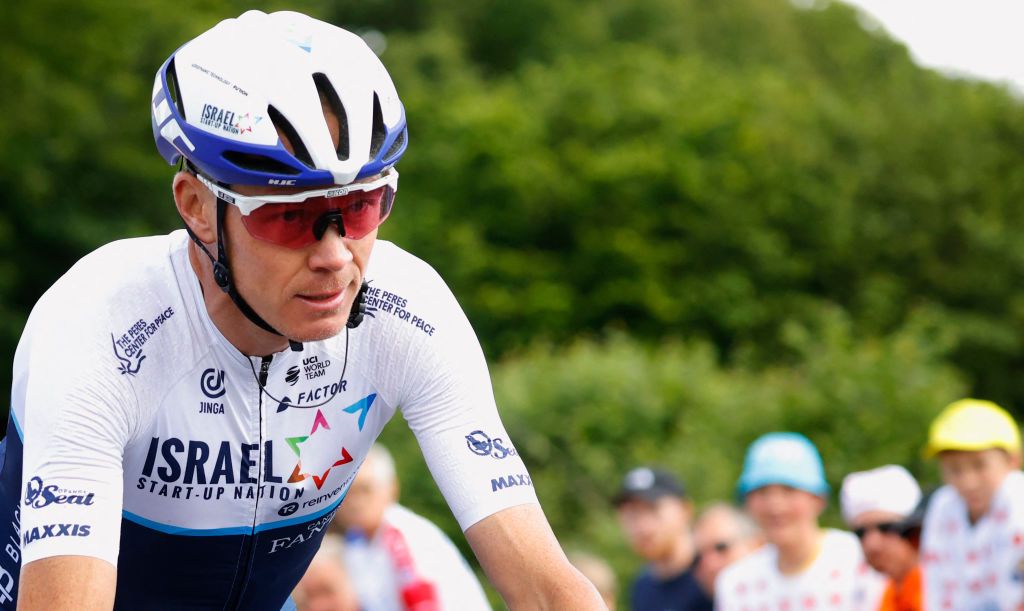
[223,354,273,610]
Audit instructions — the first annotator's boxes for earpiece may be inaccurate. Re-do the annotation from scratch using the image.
[213,261,231,292]
[347,280,369,329]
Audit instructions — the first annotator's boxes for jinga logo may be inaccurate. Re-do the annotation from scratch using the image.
[201,368,226,399]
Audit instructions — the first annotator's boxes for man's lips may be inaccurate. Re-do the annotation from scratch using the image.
[296,287,347,310]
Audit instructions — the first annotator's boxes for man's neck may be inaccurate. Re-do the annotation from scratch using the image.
[651,536,695,579]
[188,243,288,356]
[775,526,823,575]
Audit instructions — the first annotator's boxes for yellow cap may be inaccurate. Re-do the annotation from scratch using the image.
[925,398,1022,458]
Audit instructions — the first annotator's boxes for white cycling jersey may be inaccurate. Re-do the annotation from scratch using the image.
[0,230,538,609]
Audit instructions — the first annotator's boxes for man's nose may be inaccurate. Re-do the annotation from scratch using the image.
[308,221,354,271]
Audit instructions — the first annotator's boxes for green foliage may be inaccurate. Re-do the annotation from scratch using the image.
[378,312,964,587]
[1,0,1019,600]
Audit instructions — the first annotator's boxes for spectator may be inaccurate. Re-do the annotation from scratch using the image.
[920,398,1024,610]
[692,503,762,597]
[293,534,362,611]
[614,466,713,611]
[716,432,885,611]
[840,465,923,611]
[333,445,491,610]
[569,550,619,610]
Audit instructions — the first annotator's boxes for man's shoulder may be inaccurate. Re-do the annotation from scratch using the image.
[356,240,474,347]
[34,232,185,314]
[17,231,192,384]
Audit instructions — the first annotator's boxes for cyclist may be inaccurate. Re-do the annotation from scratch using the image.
[0,10,603,610]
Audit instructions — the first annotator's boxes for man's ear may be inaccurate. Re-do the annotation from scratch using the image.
[174,171,216,243]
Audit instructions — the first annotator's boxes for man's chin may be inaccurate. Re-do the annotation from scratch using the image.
[282,315,351,343]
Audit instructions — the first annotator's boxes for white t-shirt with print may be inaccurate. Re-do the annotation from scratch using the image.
[715,528,884,611]
[921,470,1024,611]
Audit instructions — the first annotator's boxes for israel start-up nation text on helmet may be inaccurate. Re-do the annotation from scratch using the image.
[151,10,408,187]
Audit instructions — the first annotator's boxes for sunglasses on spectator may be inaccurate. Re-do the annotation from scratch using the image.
[195,169,398,249]
[697,540,734,558]
[853,522,902,539]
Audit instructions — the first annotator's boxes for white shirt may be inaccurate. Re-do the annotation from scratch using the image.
[343,504,492,610]
[921,470,1024,611]
[715,528,884,611]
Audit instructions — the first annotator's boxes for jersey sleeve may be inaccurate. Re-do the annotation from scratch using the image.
[371,253,539,532]
[13,287,139,568]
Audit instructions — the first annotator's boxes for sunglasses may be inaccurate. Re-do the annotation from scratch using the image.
[853,521,902,539]
[195,169,398,249]
[697,540,734,558]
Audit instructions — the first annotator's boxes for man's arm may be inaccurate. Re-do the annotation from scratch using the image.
[466,504,605,610]
[19,557,115,611]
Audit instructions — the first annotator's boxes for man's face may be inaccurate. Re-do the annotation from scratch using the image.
[616,496,691,562]
[938,448,1018,520]
[293,559,360,611]
[693,512,759,594]
[849,509,917,579]
[199,98,379,343]
[744,484,824,548]
[333,462,394,537]
[221,195,376,342]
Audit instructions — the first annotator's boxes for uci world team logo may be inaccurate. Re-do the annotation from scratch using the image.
[201,368,226,399]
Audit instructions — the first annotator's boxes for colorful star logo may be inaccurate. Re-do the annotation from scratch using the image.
[285,394,377,489]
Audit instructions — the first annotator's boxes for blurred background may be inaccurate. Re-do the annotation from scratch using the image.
[3,0,1023,602]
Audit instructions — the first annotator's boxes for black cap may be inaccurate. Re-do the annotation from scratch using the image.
[613,466,687,505]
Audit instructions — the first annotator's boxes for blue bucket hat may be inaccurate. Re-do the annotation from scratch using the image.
[737,432,829,498]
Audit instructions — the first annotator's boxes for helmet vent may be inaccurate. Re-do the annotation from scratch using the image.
[267,105,314,168]
[369,92,386,158]
[383,128,406,164]
[166,59,186,119]
[312,73,349,161]
[222,150,301,176]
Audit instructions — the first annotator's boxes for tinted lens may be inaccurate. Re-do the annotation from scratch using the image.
[240,186,394,248]
[854,522,901,539]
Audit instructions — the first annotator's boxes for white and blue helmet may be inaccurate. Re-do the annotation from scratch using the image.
[151,10,407,187]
